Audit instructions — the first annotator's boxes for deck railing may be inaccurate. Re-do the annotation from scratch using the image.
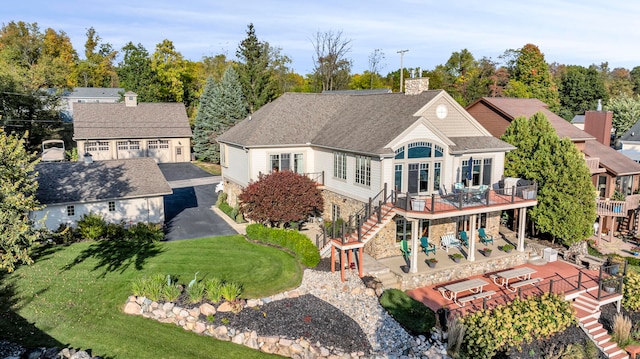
[395,183,538,214]
[449,261,626,316]
[596,199,627,217]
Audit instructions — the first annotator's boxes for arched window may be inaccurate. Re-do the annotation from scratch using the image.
[394,141,445,194]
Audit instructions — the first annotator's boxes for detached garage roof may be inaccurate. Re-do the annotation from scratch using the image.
[35,158,172,205]
[73,101,192,140]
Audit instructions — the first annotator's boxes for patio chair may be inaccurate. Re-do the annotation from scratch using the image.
[453,182,464,193]
[478,227,494,245]
[440,234,462,252]
[401,239,411,261]
[420,236,436,256]
[458,231,469,247]
[473,184,489,201]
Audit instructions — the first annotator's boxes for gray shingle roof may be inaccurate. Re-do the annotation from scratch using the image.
[620,120,640,142]
[218,91,511,155]
[68,87,123,99]
[448,136,516,154]
[35,158,172,205]
[73,102,192,139]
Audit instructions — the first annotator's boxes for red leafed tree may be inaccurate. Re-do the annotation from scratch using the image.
[239,171,324,227]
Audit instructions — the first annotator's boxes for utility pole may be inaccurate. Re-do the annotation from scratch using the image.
[397,49,409,92]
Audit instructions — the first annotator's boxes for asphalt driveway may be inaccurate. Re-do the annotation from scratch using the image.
[158,163,237,241]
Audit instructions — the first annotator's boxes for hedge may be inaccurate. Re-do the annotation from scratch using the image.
[245,223,320,267]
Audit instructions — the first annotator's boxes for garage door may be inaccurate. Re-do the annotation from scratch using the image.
[148,140,171,163]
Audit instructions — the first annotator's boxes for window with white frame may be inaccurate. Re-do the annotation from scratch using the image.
[66,205,75,217]
[461,158,493,186]
[355,155,371,186]
[332,204,341,220]
[116,140,140,150]
[148,140,169,149]
[269,153,298,172]
[333,152,346,180]
[84,141,109,152]
[394,141,444,194]
[293,153,304,173]
[108,201,116,212]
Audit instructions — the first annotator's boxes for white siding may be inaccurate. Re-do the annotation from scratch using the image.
[316,149,383,202]
[389,122,445,149]
[31,196,165,231]
[223,145,250,186]
[76,138,191,163]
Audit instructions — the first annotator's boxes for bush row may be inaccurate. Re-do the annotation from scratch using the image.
[623,271,640,311]
[50,213,164,243]
[460,293,576,358]
[245,223,320,267]
[132,273,243,307]
[216,192,244,223]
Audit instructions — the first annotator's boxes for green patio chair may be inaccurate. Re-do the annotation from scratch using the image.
[401,239,411,261]
[420,236,436,256]
[478,227,494,245]
[458,231,469,247]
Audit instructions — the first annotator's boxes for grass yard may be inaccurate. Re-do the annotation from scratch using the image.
[192,160,221,175]
[0,235,302,358]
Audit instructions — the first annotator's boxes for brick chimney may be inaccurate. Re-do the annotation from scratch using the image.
[404,77,429,95]
[584,109,613,147]
[124,91,138,107]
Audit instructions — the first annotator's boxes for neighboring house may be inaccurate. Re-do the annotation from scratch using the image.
[217,78,537,275]
[30,157,172,231]
[467,97,640,237]
[73,92,192,163]
[571,114,585,130]
[46,87,123,121]
[618,120,640,163]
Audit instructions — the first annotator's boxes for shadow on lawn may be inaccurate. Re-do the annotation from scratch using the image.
[62,239,165,278]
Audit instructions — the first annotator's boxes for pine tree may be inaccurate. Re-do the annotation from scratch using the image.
[236,23,275,113]
[192,67,247,163]
[501,112,595,245]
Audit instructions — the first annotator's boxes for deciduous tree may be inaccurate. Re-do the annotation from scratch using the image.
[239,171,323,227]
[557,65,607,120]
[0,129,43,272]
[502,112,595,244]
[605,93,640,137]
[116,42,161,102]
[74,27,118,87]
[311,30,352,91]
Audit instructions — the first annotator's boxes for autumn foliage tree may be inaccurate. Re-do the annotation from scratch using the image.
[239,171,323,227]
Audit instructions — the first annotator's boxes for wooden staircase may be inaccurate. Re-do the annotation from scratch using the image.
[571,292,628,359]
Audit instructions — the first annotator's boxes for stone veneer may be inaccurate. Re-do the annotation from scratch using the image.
[223,179,244,207]
[399,252,529,290]
[320,189,365,221]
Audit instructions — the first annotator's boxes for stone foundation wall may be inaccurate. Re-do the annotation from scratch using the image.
[223,179,244,207]
[364,220,397,259]
[321,190,365,221]
[399,252,529,290]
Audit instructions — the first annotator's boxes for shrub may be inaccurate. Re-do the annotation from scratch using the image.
[77,213,107,240]
[220,281,243,302]
[105,222,126,240]
[379,289,436,336]
[460,293,575,358]
[245,223,320,267]
[186,280,206,304]
[126,222,164,243]
[623,271,640,311]
[204,278,223,303]
[50,224,78,244]
[216,191,228,206]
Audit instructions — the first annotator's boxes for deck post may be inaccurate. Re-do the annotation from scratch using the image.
[358,247,364,278]
[340,249,345,282]
[549,279,553,294]
[383,183,387,203]
[410,219,419,273]
[577,271,582,289]
[330,245,335,273]
[517,207,527,251]
[431,193,436,214]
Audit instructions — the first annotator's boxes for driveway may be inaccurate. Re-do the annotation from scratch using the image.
[158,163,237,241]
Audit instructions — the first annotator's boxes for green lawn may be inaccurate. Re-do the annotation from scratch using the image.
[0,235,302,358]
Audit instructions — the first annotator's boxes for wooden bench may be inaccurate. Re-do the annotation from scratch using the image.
[456,290,496,307]
[508,277,542,292]
[580,255,606,270]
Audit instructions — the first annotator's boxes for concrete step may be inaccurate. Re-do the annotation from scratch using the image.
[376,271,400,289]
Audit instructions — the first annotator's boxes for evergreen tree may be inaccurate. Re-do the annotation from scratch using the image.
[502,112,595,245]
[192,66,247,162]
[236,23,275,113]
[0,129,43,272]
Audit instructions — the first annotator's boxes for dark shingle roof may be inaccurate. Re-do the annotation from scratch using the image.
[68,87,123,99]
[583,140,640,176]
[620,120,640,142]
[73,103,192,139]
[471,97,594,141]
[218,91,510,155]
[35,158,172,205]
[448,136,516,154]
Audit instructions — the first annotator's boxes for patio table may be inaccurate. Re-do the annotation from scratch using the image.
[492,267,537,287]
[439,278,490,303]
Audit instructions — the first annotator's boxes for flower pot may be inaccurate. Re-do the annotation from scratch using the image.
[427,261,437,268]
[452,257,461,263]
[482,251,492,257]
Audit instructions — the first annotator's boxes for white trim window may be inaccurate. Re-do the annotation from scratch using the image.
[394,141,444,194]
[333,152,346,180]
[355,155,371,186]
[85,141,109,152]
[461,158,493,186]
[148,140,169,149]
[108,201,116,212]
[66,205,75,217]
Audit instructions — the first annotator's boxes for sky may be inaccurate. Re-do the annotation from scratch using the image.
[3,0,640,75]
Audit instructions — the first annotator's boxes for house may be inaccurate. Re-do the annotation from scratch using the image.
[467,97,640,238]
[73,92,192,163]
[30,157,172,231]
[618,120,640,163]
[217,78,537,278]
[59,87,123,121]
